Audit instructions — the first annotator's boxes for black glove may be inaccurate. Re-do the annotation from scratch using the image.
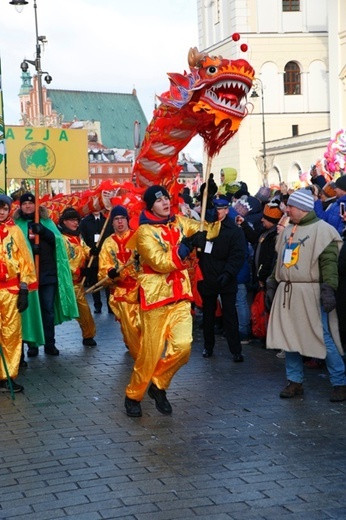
[29,223,44,235]
[90,245,100,257]
[183,231,207,251]
[265,278,278,312]
[17,284,29,313]
[200,174,218,209]
[178,231,207,260]
[80,267,91,277]
[320,282,336,313]
[217,273,229,288]
[32,244,41,255]
[108,268,120,279]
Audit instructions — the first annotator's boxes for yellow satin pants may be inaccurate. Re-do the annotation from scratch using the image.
[126,299,192,401]
[74,286,96,339]
[0,290,22,380]
[110,299,141,360]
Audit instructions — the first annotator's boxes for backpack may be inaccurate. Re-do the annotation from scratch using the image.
[251,288,268,338]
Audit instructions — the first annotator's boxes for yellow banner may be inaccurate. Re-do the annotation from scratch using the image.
[5,126,89,180]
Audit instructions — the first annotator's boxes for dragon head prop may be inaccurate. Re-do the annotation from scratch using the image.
[157,46,255,158]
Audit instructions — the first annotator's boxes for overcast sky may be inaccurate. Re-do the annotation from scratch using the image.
[0,0,203,161]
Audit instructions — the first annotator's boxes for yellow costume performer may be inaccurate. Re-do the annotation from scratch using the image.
[0,195,36,392]
[58,208,97,346]
[125,185,207,417]
[98,205,141,360]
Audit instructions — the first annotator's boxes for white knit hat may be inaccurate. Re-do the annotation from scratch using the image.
[287,189,314,212]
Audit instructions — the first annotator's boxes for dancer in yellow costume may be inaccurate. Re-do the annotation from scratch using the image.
[98,205,141,360]
[58,208,97,347]
[124,185,208,417]
[0,195,36,393]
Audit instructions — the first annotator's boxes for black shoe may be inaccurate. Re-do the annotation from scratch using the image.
[125,396,142,417]
[27,346,39,357]
[44,346,60,356]
[233,354,244,363]
[202,348,213,358]
[148,383,172,415]
[82,338,97,347]
[94,309,102,314]
[0,379,24,393]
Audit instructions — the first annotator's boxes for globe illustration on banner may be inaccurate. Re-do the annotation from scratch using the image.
[20,142,56,178]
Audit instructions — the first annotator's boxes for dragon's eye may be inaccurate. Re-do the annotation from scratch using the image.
[206,66,218,75]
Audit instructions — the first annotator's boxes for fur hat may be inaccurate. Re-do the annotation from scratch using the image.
[59,207,81,224]
[0,194,13,207]
[335,175,346,192]
[143,185,170,210]
[19,192,35,205]
[110,205,128,221]
[263,201,283,223]
[287,189,314,212]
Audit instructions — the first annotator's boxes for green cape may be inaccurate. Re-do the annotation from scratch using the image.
[16,216,79,346]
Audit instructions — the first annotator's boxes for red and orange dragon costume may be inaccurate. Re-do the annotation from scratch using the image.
[12,43,255,220]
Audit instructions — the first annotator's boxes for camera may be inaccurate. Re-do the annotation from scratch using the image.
[340,202,345,216]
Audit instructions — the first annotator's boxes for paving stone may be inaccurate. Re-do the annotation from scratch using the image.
[0,300,345,519]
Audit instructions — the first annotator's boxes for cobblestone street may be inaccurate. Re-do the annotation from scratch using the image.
[0,301,346,520]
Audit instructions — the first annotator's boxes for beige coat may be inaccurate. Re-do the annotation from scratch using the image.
[266,217,342,358]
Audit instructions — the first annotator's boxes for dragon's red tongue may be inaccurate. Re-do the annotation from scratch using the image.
[221,93,238,103]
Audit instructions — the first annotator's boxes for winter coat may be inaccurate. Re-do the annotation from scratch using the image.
[240,221,278,285]
[314,194,346,235]
[198,215,246,295]
[266,212,342,358]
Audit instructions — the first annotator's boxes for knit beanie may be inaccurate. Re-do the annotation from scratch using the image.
[0,194,13,208]
[263,201,283,223]
[59,207,81,225]
[143,185,170,210]
[20,192,35,205]
[287,189,314,212]
[110,205,129,221]
[322,182,337,199]
[335,175,346,192]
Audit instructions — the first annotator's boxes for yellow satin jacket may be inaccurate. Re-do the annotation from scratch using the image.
[136,213,205,311]
[0,219,36,291]
[61,234,90,285]
[98,229,140,304]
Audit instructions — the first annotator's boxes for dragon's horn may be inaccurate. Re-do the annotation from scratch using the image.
[188,47,208,68]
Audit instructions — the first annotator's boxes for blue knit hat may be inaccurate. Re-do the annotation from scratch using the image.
[0,194,12,207]
[110,205,129,221]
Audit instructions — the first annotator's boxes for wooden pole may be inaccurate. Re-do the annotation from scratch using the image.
[84,258,135,294]
[34,179,40,279]
[199,156,213,231]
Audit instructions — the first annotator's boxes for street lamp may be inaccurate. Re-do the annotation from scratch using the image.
[251,78,274,186]
[10,0,52,124]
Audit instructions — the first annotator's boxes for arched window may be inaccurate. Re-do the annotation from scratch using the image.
[283,0,300,11]
[284,61,301,95]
